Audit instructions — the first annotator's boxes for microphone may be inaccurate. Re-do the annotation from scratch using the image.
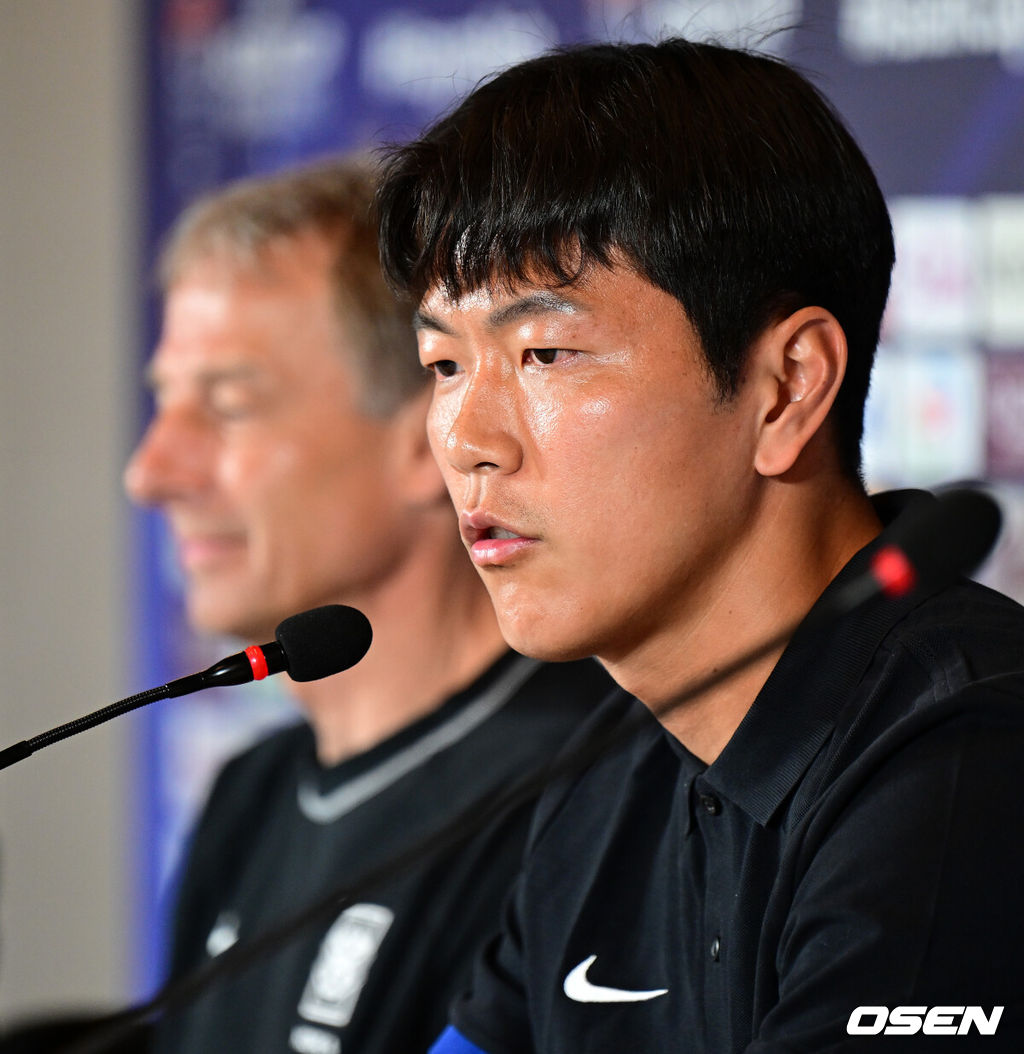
[874,487,1001,591]
[164,604,374,696]
[821,487,1002,620]
[0,604,373,772]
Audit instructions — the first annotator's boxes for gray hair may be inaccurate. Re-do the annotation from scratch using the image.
[159,155,425,417]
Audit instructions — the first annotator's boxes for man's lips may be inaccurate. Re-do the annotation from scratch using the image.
[460,511,538,567]
[173,530,246,570]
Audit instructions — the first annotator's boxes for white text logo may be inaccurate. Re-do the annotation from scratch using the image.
[847,1006,1004,1036]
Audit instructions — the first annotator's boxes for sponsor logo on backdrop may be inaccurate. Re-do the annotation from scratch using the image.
[861,346,908,489]
[201,0,348,138]
[986,352,1024,478]
[980,196,1024,347]
[839,0,1024,67]
[885,195,1024,349]
[862,343,985,488]
[361,6,557,110]
[902,343,986,484]
[625,0,801,54]
[885,198,978,341]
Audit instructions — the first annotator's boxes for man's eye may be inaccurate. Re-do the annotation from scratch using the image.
[209,387,262,420]
[428,360,460,378]
[210,399,257,421]
[525,348,574,366]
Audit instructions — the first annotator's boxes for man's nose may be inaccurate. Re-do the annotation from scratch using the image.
[123,406,214,506]
[435,368,524,478]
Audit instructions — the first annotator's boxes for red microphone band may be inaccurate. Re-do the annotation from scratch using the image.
[245,644,270,681]
[870,545,917,598]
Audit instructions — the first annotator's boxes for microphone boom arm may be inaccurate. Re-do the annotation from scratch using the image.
[0,603,371,772]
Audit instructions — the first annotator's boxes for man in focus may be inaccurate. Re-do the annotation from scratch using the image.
[376,39,1024,1052]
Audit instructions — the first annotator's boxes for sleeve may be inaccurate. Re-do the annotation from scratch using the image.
[429,1026,491,1054]
[749,691,1024,1051]
[446,870,536,1054]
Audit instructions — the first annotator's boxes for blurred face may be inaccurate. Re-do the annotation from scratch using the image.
[416,263,763,667]
[125,235,422,641]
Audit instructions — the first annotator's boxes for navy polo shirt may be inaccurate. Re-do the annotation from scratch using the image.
[437,493,1024,1052]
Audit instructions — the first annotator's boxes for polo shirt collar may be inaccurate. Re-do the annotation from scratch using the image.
[700,489,940,827]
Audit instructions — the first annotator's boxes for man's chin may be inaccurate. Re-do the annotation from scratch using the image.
[497,618,593,665]
[185,595,276,645]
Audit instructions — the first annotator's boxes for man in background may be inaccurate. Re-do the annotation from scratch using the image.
[376,38,1024,1051]
[123,156,612,1053]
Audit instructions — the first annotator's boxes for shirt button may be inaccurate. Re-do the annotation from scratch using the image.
[710,937,721,961]
[700,794,721,815]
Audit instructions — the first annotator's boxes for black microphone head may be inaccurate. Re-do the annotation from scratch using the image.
[274,605,373,682]
[889,487,1002,588]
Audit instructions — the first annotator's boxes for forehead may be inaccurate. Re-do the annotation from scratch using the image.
[416,262,695,343]
[153,248,344,373]
[415,285,587,334]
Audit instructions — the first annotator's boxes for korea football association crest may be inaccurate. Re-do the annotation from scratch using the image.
[296,903,395,1030]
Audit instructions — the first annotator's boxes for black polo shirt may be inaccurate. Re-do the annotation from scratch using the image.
[153,652,614,1054]
[445,494,1024,1052]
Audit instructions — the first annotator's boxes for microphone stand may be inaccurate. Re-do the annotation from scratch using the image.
[0,686,171,772]
[1,603,371,771]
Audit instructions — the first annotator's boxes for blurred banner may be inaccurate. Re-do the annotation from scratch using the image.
[134,0,1024,992]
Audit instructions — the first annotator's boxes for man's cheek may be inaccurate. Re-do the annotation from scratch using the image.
[427,398,456,460]
[442,473,464,509]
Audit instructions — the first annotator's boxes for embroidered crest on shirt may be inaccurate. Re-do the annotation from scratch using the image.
[295,903,395,1030]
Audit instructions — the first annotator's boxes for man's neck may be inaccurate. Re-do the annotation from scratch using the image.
[287,546,508,767]
[602,476,881,764]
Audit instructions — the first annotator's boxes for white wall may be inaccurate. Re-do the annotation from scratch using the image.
[0,0,139,1025]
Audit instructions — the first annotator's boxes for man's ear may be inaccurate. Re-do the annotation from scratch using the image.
[751,306,847,478]
[391,386,450,506]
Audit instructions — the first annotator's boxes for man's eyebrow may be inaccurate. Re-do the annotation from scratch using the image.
[486,290,584,329]
[143,361,262,390]
[412,308,455,335]
[413,291,585,335]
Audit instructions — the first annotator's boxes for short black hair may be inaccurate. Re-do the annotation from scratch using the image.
[377,38,895,480]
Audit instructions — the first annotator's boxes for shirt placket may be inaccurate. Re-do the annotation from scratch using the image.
[693,775,731,1043]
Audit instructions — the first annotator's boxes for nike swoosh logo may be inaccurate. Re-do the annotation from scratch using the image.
[563,955,668,1003]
